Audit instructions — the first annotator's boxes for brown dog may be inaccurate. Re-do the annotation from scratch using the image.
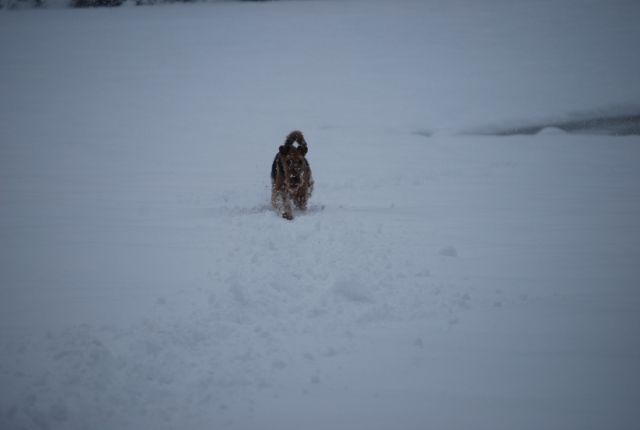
[271,130,314,220]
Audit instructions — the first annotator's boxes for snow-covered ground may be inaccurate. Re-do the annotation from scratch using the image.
[1,1,640,429]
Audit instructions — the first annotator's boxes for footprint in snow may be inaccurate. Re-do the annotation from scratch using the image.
[439,246,458,257]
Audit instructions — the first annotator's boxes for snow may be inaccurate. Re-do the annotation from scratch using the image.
[1,1,640,429]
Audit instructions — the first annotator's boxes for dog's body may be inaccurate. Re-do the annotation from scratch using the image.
[271,130,313,220]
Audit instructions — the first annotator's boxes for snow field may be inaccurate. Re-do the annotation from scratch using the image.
[3,128,639,429]
[1,1,640,429]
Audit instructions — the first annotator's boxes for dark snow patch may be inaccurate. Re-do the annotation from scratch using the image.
[333,279,374,303]
[412,129,433,138]
[469,112,640,136]
[439,246,458,257]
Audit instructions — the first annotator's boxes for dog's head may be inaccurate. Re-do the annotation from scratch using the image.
[279,142,308,190]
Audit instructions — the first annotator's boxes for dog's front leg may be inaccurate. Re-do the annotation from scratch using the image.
[294,189,308,211]
[272,188,294,220]
[281,195,294,220]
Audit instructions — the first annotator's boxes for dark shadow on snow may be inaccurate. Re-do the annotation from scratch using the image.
[468,111,640,137]
[198,204,325,218]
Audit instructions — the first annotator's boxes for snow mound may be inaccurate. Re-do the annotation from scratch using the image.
[536,126,566,135]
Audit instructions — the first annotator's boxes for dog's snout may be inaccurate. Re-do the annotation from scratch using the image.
[291,176,301,185]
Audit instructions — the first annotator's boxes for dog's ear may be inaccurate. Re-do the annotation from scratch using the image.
[279,145,289,155]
